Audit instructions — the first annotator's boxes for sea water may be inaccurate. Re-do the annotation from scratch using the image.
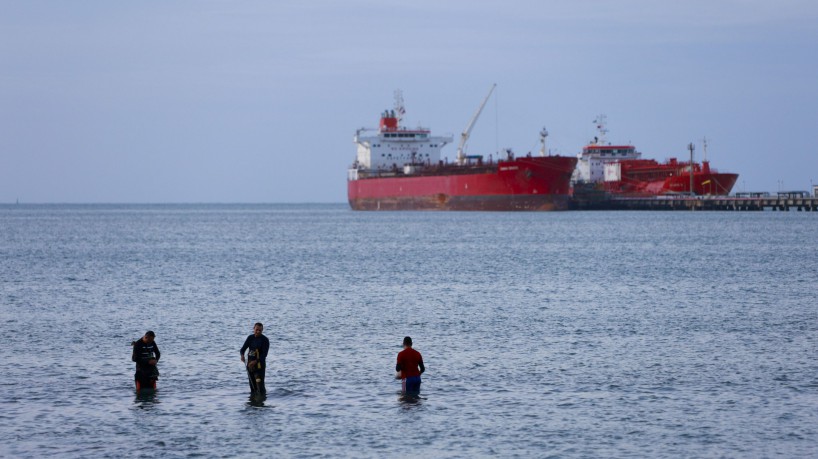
[0,204,816,458]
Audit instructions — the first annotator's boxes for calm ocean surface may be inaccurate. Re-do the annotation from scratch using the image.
[1,204,816,458]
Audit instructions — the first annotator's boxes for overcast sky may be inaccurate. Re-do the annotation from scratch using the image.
[2,0,817,203]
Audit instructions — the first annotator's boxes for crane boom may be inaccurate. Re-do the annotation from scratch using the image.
[456,83,496,164]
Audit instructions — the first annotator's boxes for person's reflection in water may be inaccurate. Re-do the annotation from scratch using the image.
[398,392,422,407]
[247,392,267,408]
[134,390,159,408]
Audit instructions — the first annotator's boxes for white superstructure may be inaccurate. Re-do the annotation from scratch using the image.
[350,91,453,180]
[572,115,641,184]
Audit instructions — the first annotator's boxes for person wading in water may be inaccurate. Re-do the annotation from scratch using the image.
[240,322,270,394]
[395,336,425,395]
[132,330,160,392]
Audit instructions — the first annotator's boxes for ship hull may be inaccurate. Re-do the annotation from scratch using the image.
[350,193,572,211]
[659,173,739,195]
[348,156,577,211]
[605,172,739,196]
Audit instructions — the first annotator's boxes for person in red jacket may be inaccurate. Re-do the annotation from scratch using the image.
[395,336,425,394]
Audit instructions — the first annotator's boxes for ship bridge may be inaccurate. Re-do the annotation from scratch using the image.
[352,98,452,172]
[573,115,641,184]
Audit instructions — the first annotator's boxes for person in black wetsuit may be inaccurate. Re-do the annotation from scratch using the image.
[132,330,160,390]
[240,322,270,393]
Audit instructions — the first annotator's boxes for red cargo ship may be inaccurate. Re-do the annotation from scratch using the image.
[347,86,578,211]
[602,157,739,196]
[573,116,738,196]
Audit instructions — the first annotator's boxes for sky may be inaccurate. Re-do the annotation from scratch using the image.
[2,0,817,203]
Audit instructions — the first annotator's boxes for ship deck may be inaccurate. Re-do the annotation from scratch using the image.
[354,164,498,179]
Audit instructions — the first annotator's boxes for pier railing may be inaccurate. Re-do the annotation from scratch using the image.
[571,195,818,211]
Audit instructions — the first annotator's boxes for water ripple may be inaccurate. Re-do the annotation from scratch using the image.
[0,205,816,457]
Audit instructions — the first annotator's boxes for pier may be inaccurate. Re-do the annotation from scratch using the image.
[572,195,818,211]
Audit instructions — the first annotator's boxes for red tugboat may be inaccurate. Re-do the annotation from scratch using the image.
[347,86,577,211]
[573,116,738,196]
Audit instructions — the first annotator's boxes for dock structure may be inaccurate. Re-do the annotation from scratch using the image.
[572,195,818,211]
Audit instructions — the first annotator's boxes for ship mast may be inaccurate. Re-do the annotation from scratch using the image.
[457,83,496,164]
[393,90,405,126]
[688,142,695,196]
[702,136,708,162]
[593,115,609,145]
[539,127,549,156]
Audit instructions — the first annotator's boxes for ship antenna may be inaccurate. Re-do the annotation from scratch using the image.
[702,136,708,162]
[593,114,609,145]
[393,90,405,126]
[539,127,549,157]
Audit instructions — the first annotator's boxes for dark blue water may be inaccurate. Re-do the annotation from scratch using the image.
[1,204,816,457]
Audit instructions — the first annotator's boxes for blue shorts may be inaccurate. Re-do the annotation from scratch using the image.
[402,376,421,394]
